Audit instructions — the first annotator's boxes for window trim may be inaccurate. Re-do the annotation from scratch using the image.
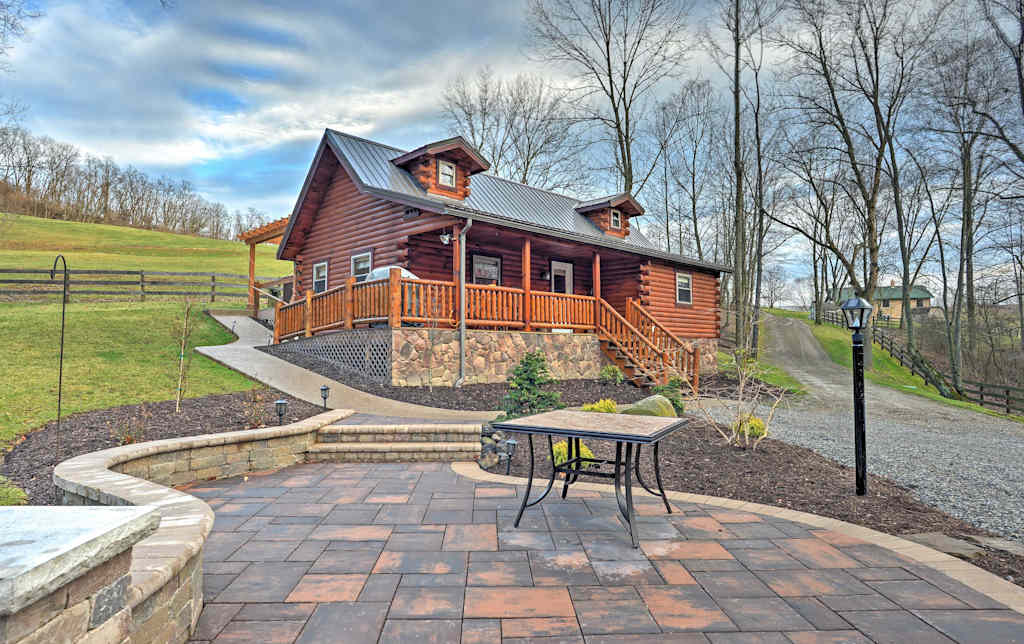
[609,208,622,230]
[351,251,373,282]
[549,258,575,294]
[312,261,329,294]
[471,253,502,285]
[437,159,457,189]
[675,271,693,305]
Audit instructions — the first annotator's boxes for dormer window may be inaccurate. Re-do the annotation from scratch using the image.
[438,159,457,188]
[609,209,622,229]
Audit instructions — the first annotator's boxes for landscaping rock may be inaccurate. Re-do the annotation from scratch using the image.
[905,532,985,559]
[622,394,676,417]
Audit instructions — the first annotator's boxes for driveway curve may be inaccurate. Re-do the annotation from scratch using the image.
[752,314,1024,542]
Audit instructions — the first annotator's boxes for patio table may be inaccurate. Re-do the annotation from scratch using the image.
[491,410,686,547]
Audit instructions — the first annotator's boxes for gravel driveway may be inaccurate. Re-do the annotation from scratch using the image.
[727,314,1024,542]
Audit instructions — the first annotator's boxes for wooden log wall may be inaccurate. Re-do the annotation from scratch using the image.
[640,260,721,339]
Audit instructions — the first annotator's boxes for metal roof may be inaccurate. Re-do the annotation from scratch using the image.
[322,129,730,273]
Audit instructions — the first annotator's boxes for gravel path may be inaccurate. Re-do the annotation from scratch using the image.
[732,314,1024,542]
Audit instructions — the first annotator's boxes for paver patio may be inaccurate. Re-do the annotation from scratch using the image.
[185,463,1024,643]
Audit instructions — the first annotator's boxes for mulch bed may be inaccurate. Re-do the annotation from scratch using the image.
[0,389,323,505]
[259,346,777,411]
[496,416,1023,587]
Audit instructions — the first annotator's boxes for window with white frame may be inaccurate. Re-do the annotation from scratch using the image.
[472,254,501,285]
[675,272,692,305]
[438,159,457,188]
[351,252,372,282]
[609,208,622,229]
[312,261,328,293]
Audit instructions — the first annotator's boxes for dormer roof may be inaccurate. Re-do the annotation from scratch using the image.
[574,193,644,217]
[389,136,490,174]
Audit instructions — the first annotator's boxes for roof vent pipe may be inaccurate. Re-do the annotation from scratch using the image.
[455,217,474,388]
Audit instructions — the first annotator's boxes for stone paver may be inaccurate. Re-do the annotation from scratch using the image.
[187,462,1023,643]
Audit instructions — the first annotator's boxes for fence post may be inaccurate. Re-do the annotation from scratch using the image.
[273,301,282,344]
[139,270,145,302]
[388,267,402,328]
[344,277,355,329]
[305,289,313,337]
[979,382,985,406]
[210,274,216,303]
[1006,387,1011,415]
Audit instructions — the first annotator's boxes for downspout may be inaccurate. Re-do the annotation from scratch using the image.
[455,218,474,387]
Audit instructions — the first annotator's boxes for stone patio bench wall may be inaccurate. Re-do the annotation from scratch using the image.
[51,409,352,644]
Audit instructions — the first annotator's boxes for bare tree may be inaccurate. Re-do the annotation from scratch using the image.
[672,79,716,260]
[526,0,692,195]
[972,0,1024,175]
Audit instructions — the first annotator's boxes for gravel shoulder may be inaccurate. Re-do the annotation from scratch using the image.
[755,314,1024,542]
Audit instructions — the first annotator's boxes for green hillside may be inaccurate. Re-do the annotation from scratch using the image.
[0,212,291,274]
[0,215,291,488]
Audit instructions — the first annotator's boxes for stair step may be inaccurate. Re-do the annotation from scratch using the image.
[317,423,481,443]
[306,441,481,463]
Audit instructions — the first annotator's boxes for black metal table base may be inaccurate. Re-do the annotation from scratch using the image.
[513,435,672,547]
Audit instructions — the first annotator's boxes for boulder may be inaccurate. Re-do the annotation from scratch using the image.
[622,394,677,417]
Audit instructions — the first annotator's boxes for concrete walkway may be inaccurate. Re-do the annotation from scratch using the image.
[197,314,498,423]
[187,462,1024,643]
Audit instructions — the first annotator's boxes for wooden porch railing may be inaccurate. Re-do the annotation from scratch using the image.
[401,278,456,325]
[596,298,668,385]
[274,298,306,342]
[531,291,596,330]
[626,298,700,390]
[466,283,525,328]
[351,278,390,324]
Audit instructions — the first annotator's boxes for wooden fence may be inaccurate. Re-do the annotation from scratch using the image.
[0,268,285,302]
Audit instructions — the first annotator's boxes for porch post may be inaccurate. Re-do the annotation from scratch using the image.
[452,224,461,326]
[304,289,313,337]
[388,267,402,328]
[344,277,355,328]
[522,237,532,331]
[592,251,601,332]
[247,243,257,317]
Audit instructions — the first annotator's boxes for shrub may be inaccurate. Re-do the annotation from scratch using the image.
[651,377,687,415]
[552,439,596,467]
[582,398,617,413]
[501,350,563,418]
[732,414,767,440]
[599,365,624,385]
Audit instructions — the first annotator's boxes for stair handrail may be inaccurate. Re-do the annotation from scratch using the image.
[597,298,668,383]
[626,299,698,381]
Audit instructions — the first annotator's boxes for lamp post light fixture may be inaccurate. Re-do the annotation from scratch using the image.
[275,399,288,426]
[320,385,330,409]
[840,296,873,496]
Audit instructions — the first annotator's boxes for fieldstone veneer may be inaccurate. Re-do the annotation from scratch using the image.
[50,409,352,644]
[391,328,608,387]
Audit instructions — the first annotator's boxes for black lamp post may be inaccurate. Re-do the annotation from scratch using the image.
[275,399,288,425]
[320,385,330,409]
[840,297,873,496]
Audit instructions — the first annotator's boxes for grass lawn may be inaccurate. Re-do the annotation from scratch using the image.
[765,308,1023,421]
[0,212,291,274]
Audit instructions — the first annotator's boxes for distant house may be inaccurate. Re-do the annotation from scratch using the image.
[265,129,730,387]
[832,282,933,319]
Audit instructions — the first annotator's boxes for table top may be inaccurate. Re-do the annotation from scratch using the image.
[492,410,686,443]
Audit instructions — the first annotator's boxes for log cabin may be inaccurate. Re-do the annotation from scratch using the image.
[267,129,729,388]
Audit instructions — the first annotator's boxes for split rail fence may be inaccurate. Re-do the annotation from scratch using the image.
[0,268,285,303]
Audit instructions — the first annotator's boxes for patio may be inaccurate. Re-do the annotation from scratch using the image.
[186,462,1023,643]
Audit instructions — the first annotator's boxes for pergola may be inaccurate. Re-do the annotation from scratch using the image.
[238,216,290,315]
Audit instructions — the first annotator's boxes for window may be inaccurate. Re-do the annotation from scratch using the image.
[882,299,890,307]
[916,299,925,308]
[438,159,457,188]
[472,254,501,285]
[312,261,328,294]
[609,209,622,229]
[351,252,372,282]
[675,272,692,305]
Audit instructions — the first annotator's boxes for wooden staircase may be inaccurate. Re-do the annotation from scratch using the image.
[305,422,481,463]
[596,298,700,390]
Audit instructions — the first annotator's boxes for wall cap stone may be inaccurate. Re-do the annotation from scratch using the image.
[0,506,159,616]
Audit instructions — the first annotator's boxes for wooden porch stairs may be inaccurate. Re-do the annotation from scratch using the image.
[596,298,701,390]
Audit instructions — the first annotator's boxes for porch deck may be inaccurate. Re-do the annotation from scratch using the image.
[272,269,700,388]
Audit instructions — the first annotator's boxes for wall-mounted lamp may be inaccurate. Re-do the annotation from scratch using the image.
[439,233,452,245]
[541,270,550,280]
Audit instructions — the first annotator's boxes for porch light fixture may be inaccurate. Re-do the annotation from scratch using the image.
[275,399,288,425]
[320,385,330,409]
[840,296,872,496]
[439,233,452,245]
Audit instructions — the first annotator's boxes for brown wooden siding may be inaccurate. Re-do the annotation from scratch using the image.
[292,161,456,294]
[640,260,720,339]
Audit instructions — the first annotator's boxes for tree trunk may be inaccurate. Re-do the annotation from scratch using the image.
[731,0,746,350]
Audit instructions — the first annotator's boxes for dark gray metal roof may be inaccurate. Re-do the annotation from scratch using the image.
[324,129,730,273]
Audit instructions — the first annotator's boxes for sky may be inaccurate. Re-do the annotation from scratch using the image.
[5,0,544,216]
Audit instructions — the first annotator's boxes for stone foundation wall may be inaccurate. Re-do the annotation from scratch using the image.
[52,410,353,644]
[391,328,608,386]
